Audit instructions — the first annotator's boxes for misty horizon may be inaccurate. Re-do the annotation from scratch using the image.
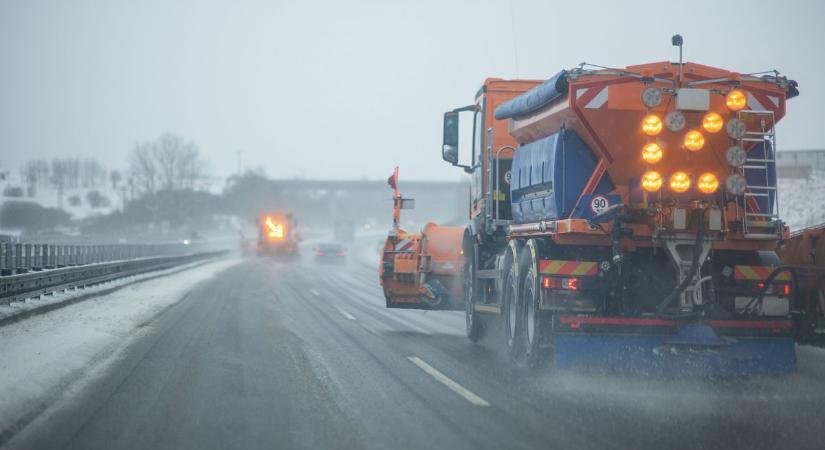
[1,0,824,181]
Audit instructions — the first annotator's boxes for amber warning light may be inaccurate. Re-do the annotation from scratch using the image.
[265,217,285,239]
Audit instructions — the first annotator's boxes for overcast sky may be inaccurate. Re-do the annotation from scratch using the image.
[1,0,823,181]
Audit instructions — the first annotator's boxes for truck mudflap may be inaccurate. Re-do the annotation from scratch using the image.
[552,316,797,376]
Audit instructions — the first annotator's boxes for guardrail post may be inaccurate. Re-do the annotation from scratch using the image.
[24,244,32,272]
[44,245,53,269]
[31,244,41,271]
[15,243,24,273]
[0,243,9,276]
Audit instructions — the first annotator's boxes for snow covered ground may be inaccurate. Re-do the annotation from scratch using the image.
[0,257,242,439]
[778,169,825,232]
[0,174,121,221]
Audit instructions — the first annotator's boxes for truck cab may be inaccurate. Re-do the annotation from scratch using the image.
[441,79,541,239]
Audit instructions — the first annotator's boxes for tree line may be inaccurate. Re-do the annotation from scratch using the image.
[15,132,208,198]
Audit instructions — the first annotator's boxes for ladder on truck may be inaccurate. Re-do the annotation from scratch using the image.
[739,109,781,239]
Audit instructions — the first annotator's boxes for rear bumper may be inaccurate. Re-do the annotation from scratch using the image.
[552,315,797,376]
[554,315,795,338]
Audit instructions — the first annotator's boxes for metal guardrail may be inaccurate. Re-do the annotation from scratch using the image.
[0,248,227,306]
[0,242,202,276]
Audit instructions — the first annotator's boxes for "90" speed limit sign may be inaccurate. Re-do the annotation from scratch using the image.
[590,195,610,214]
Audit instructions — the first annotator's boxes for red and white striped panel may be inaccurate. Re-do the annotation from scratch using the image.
[575,86,609,110]
[746,91,781,114]
[395,238,414,251]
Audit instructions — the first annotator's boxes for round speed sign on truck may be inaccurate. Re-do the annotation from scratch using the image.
[590,195,610,214]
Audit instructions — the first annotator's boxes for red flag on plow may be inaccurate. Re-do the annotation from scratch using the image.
[387,167,398,191]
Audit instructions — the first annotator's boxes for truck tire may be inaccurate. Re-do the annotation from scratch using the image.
[464,252,483,342]
[520,239,546,368]
[503,240,523,361]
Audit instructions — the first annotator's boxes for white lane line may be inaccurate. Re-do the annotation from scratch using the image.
[407,356,490,407]
[310,289,321,297]
[337,308,356,320]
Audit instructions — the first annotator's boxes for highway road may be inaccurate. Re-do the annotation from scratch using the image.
[6,237,825,450]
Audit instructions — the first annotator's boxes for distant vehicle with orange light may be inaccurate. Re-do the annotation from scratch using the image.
[256,212,300,257]
[380,36,805,376]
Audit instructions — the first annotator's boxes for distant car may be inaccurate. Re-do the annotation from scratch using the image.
[314,243,347,263]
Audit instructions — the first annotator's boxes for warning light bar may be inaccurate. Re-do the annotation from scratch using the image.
[265,217,285,239]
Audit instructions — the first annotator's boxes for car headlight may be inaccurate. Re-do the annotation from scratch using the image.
[726,145,747,167]
[725,174,747,195]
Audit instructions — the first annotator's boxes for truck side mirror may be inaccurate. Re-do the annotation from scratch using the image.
[442,111,459,165]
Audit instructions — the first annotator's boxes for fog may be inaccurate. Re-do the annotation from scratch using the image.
[1,0,823,181]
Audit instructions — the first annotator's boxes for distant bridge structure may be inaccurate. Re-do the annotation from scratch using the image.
[247,179,469,230]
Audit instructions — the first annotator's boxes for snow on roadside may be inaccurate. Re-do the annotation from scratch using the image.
[778,170,825,232]
[0,257,242,437]
[0,258,229,322]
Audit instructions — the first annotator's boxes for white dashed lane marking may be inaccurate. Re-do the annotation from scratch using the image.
[407,356,490,407]
[337,309,356,320]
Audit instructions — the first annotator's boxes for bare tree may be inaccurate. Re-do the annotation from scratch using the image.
[21,159,49,190]
[80,158,107,188]
[131,141,158,193]
[110,169,122,190]
[50,158,81,189]
[129,133,207,194]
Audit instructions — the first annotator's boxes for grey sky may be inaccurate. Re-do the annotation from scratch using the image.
[1,0,823,181]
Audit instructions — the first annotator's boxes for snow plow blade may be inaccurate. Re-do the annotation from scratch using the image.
[552,317,797,377]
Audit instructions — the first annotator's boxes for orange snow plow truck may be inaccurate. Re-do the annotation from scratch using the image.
[256,212,300,257]
[379,36,818,376]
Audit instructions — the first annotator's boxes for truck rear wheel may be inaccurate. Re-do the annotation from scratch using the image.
[464,253,483,342]
[520,239,547,368]
[503,241,523,361]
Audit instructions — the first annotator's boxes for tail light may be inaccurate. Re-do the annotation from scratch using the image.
[753,281,792,296]
[542,276,579,291]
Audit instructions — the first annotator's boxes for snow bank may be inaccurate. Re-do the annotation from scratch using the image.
[779,170,825,232]
[0,257,242,439]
